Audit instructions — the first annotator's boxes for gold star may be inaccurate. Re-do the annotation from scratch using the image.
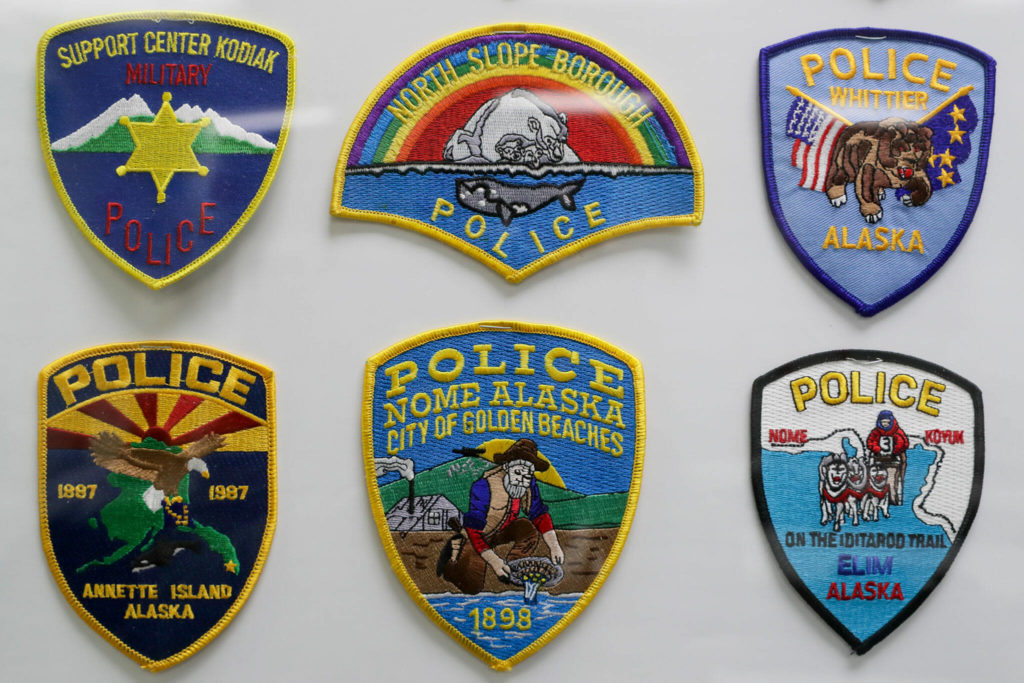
[949,104,967,124]
[937,168,956,187]
[224,560,238,573]
[116,92,209,203]
[948,126,966,144]
[938,148,957,168]
[929,153,939,168]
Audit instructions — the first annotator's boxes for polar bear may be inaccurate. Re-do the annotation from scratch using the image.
[443,88,579,168]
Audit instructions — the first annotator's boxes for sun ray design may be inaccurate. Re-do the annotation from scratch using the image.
[48,392,266,452]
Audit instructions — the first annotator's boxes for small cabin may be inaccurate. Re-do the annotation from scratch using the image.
[386,495,461,533]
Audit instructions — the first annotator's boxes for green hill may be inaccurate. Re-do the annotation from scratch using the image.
[57,117,273,155]
[379,457,626,529]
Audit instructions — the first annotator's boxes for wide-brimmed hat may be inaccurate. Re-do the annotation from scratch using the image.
[493,439,549,472]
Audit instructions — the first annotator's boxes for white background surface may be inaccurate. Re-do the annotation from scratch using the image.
[2,0,1020,680]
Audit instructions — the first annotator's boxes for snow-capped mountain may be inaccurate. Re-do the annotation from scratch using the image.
[50,94,276,152]
[174,103,275,150]
[51,94,153,150]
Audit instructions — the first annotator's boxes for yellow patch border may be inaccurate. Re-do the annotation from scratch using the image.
[38,341,277,671]
[362,321,646,670]
[331,23,705,282]
[37,12,296,290]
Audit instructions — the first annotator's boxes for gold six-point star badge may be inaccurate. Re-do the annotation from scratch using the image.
[116,92,209,203]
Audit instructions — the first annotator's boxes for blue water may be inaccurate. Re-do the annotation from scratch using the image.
[762,445,951,641]
[343,171,695,271]
[427,591,581,660]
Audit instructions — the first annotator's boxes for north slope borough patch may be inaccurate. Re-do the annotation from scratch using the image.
[39,342,276,670]
[364,322,645,669]
[752,351,982,653]
[38,12,294,288]
[760,29,995,315]
[332,24,703,281]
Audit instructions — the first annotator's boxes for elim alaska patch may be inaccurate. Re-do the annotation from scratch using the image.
[38,12,294,288]
[331,24,704,281]
[364,322,645,669]
[752,350,983,653]
[39,342,276,670]
[760,29,995,315]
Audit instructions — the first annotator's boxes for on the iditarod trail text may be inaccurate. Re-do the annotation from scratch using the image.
[52,351,258,409]
[381,343,628,457]
[81,582,233,620]
[56,29,281,77]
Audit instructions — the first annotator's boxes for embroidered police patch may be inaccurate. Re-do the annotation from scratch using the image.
[332,24,703,281]
[39,342,276,670]
[752,350,983,653]
[760,29,995,315]
[364,322,644,669]
[38,13,294,288]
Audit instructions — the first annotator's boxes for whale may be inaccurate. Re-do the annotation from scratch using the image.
[455,178,584,226]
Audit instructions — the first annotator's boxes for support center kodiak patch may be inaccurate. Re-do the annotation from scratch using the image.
[38,13,294,288]
[752,350,982,653]
[39,342,276,670]
[332,24,703,282]
[364,322,645,669]
[760,29,995,315]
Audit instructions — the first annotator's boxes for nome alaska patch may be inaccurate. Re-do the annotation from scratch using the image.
[364,322,645,669]
[39,342,276,670]
[332,24,703,282]
[752,350,982,653]
[760,29,995,315]
[38,12,294,288]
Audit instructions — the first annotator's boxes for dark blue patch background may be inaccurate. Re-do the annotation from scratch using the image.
[45,448,269,662]
[43,17,290,280]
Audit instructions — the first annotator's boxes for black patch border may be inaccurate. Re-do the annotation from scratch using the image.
[750,349,984,654]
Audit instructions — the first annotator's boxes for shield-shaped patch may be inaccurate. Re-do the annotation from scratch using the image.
[760,29,995,315]
[363,322,644,669]
[39,342,276,670]
[751,350,983,652]
[332,24,703,282]
[38,12,294,288]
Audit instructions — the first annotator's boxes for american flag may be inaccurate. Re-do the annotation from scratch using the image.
[785,98,846,192]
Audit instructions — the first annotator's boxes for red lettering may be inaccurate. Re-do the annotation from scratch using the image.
[199,63,211,85]
[164,234,172,264]
[876,582,890,599]
[106,202,123,235]
[768,428,808,444]
[200,203,216,234]
[826,582,840,600]
[187,64,200,84]
[177,220,194,252]
[863,582,876,600]
[124,220,141,251]
[145,233,161,265]
[890,583,903,600]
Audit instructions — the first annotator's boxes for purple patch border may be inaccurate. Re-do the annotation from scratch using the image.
[350,30,689,167]
[759,27,996,317]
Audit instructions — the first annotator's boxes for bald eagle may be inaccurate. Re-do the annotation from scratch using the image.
[89,432,226,512]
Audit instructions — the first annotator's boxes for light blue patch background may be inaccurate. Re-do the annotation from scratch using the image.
[761,445,951,642]
[344,171,694,272]
[766,36,988,307]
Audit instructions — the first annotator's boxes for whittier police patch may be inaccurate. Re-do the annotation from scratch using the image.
[364,322,645,669]
[332,24,703,282]
[760,29,995,315]
[38,12,294,288]
[752,350,983,653]
[39,342,276,670]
